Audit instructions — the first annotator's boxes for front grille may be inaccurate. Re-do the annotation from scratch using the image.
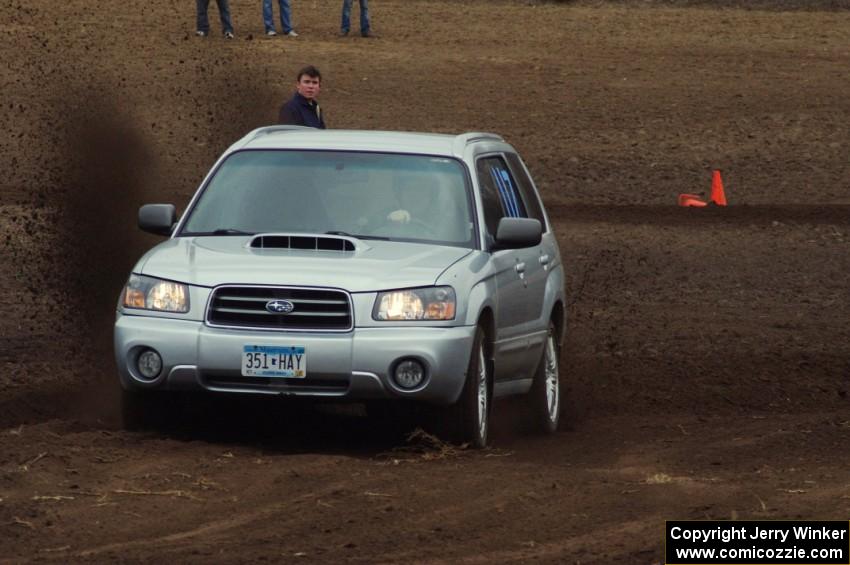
[207,286,353,331]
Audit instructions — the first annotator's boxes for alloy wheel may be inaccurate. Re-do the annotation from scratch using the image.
[476,344,488,443]
[544,333,559,424]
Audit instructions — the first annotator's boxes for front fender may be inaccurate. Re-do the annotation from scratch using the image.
[464,277,498,327]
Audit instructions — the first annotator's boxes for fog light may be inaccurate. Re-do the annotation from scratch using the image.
[393,359,425,390]
[137,349,162,380]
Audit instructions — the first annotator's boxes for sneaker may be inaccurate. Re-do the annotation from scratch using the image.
[224,31,234,39]
[339,29,349,37]
[195,30,207,37]
[361,31,376,38]
[266,30,277,37]
[284,30,298,37]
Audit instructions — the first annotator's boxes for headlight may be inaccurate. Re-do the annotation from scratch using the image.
[373,286,456,321]
[122,274,190,313]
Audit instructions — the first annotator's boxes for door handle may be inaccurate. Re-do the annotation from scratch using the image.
[539,254,550,265]
[515,262,526,273]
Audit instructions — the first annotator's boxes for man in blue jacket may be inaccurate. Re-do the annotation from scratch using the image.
[278,66,326,129]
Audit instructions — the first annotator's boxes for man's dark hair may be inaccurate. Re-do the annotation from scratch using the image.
[296,65,322,82]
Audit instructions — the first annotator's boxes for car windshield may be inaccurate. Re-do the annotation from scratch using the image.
[180,150,475,247]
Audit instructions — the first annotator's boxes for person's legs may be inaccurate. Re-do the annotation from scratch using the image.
[196,0,211,34]
[262,0,275,32]
[215,0,234,34]
[278,0,293,33]
[340,0,352,34]
[358,0,371,36]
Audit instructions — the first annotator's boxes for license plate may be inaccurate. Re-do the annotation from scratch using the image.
[242,345,307,378]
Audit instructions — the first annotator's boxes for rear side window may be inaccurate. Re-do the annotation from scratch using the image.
[505,153,546,229]
[476,156,527,236]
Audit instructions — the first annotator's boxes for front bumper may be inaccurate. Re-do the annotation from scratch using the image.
[114,313,476,405]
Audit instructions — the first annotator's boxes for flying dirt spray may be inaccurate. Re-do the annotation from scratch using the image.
[43,87,158,417]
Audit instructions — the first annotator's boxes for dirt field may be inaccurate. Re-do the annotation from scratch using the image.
[1,0,849,562]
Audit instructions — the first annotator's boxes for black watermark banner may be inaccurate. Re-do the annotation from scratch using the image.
[665,521,850,564]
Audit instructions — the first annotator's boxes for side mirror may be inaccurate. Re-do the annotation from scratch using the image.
[138,204,177,236]
[492,217,542,251]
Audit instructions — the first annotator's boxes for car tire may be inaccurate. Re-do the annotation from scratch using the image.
[121,388,177,432]
[444,326,490,448]
[527,320,561,434]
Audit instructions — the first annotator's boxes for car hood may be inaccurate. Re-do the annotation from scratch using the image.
[138,236,473,292]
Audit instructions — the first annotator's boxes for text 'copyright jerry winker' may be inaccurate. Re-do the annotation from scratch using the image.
[665,521,850,565]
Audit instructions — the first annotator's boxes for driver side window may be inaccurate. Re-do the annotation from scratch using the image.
[476,156,527,238]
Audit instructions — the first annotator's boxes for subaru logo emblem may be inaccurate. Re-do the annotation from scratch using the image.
[266,299,295,314]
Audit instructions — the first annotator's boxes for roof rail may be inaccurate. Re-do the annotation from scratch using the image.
[452,131,504,155]
[250,125,314,140]
[459,131,504,144]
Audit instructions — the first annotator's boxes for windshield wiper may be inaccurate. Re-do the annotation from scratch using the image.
[210,228,256,235]
[325,230,390,241]
[182,228,256,236]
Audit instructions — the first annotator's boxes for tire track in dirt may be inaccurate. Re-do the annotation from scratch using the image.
[415,518,657,564]
[68,488,333,559]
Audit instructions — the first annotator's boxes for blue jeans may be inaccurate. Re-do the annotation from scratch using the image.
[341,0,370,35]
[263,0,293,33]
[196,0,233,34]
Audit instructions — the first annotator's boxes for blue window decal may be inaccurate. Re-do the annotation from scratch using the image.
[500,168,523,217]
[490,166,522,217]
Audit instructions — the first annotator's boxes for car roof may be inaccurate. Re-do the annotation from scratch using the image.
[232,127,510,158]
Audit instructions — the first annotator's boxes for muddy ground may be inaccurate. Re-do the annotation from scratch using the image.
[1,0,849,562]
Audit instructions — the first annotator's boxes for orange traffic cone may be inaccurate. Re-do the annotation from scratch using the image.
[678,193,708,207]
[710,170,727,206]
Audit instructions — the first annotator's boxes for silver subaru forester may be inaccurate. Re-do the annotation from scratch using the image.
[115,127,566,447]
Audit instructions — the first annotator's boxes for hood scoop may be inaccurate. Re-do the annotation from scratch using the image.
[249,233,357,252]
